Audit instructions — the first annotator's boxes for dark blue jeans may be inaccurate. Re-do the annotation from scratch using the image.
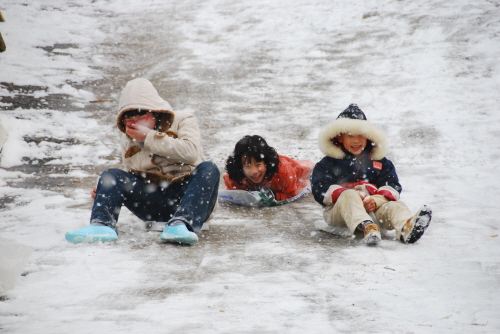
[90,161,220,233]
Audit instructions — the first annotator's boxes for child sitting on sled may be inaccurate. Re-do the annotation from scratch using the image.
[65,78,219,245]
[310,104,432,246]
[224,135,314,203]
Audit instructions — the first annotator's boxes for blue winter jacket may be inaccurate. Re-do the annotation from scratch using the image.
[313,104,403,207]
[311,150,402,206]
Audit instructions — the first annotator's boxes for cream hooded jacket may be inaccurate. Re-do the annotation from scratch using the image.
[116,78,204,183]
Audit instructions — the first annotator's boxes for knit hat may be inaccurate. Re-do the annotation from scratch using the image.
[337,103,367,120]
[317,103,387,160]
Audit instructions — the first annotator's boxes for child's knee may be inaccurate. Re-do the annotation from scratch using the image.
[339,189,360,202]
[380,200,409,212]
[99,169,122,187]
[195,161,220,178]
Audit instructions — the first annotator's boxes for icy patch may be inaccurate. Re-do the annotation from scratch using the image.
[0,109,116,168]
[314,220,352,236]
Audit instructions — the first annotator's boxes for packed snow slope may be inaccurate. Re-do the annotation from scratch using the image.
[0,0,499,333]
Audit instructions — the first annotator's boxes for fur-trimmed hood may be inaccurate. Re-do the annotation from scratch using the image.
[318,104,387,160]
[116,78,175,134]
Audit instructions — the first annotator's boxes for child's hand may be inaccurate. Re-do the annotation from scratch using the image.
[125,123,152,143]
[362,195,376,212]
[90,187,97,200]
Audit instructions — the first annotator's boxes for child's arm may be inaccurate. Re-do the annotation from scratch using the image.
[271,162,300,201]
[371,194,389,208]
[125,123,152,143]
[311,158,342,206]
[143,114,202,165]
[374,159,402,201]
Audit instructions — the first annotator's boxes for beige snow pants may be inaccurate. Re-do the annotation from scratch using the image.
[323,189,413,239]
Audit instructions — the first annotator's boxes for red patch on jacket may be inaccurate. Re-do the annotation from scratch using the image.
[373,161,382,170]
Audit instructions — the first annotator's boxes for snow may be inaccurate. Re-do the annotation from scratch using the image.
[0,0,499,333]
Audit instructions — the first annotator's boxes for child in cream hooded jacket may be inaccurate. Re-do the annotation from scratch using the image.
[66,78,219,245]
[117,78,204,183]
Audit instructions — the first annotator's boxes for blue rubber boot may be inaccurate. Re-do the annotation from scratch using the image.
[65,225,118,244]
[160,224,198,245]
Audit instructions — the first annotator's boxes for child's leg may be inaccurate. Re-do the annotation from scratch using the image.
[323,189,372,234]
[168,161,220,233]
[90,168,134,229]
[90,168,177,229]
[374,201,412,239]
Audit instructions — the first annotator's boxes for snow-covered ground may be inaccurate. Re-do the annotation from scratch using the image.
[1,0,499,333]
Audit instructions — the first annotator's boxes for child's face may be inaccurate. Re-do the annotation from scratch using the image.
[338,133,368,156]
[123,111,156,130]
[242,156,267,185]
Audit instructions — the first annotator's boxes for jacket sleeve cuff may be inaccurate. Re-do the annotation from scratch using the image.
[142,129,156,150]
[377,185,400,201]
[372,194,389,209]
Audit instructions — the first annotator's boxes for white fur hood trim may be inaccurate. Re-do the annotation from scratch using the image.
[318,118,388,160]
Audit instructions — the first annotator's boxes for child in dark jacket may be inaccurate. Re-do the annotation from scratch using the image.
[224,135,314,202]
[311,104,431,245]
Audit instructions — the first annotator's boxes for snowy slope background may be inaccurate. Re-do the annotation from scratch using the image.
[0,0,499,333]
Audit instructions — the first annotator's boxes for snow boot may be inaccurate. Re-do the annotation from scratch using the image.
[65,225,118,244]
[400,205,432,244]
[363,222,381,246]
[160,223,198,245]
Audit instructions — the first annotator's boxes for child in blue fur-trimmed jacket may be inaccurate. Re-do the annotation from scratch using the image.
[311,104,431,246]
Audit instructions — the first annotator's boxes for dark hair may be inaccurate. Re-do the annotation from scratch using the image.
[123,109,149,118]
[225,135,280,185]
